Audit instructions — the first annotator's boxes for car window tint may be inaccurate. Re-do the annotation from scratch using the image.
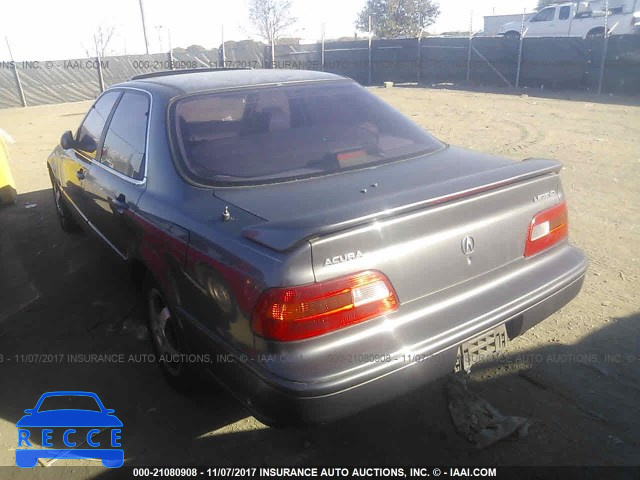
[75,91,120,160]
[532,7,555,22]
[559,6,571,20]
[38,395,101,412]
[171,81,443,185]
[101,91,149,180]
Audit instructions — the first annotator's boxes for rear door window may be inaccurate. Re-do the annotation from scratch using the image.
[100,91,150,180]
[559,6,571,20]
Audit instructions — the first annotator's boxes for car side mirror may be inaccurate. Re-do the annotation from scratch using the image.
[60,131,75,150]
[76,134,97,154]
[23,409,33,414]
[105,409,115,414]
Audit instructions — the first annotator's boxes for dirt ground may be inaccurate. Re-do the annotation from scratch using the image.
[0,86,638,478]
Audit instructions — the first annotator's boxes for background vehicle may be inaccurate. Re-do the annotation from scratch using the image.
[499,0,640,39]
[46,69,588,426]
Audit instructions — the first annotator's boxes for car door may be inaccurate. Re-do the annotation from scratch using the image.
[59,91,121,219]
[526,7,556,36]
[557,5,572,35]
[82,89,150,258]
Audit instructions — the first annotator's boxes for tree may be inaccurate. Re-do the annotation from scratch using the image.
[536,0,555,10]
[356,0,440,39]
[84,25,117,58]
[247,0,297,66]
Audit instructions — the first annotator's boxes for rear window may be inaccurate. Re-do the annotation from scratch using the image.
[170,81,443,185]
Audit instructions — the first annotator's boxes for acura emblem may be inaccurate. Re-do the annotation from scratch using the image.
[461,236,475,255]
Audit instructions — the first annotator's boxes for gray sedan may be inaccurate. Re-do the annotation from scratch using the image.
[46,69,588,425]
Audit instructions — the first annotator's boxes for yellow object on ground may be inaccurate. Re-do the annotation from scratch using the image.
[0,132,17,204]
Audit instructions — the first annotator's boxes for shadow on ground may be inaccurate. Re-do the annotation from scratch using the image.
[0,189,638,479]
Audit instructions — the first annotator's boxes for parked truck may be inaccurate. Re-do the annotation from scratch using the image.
[498,0,640,39]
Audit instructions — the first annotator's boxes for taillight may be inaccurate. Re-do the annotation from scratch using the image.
[524,201,568,257]
[251,271,398,341]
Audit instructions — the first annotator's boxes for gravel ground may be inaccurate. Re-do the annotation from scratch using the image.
[0,86,638,478]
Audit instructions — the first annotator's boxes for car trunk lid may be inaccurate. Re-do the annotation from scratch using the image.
[214,147,562,302]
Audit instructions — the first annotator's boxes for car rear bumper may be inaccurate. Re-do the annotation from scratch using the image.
[193,244,587,425]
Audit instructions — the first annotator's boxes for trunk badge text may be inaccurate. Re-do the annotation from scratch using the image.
[324,251,364,267]
[533,190,556,202]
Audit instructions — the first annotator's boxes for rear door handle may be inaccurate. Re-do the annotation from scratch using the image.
[109,193,129,213]
[76,169,85,180]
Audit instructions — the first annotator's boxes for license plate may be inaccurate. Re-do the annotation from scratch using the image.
[454,324,508,373]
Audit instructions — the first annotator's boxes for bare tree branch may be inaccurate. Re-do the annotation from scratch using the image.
[84,25,117,58]
[247,0,297,45]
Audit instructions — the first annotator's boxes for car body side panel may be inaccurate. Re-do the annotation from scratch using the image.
[58,148,92,219]
[82,165,147,259]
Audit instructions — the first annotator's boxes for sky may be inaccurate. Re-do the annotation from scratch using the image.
[0,0,539,61]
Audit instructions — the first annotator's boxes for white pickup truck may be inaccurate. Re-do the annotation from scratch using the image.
[498,0,640,39]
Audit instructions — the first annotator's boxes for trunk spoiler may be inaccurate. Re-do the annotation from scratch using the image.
[242,158,561,252]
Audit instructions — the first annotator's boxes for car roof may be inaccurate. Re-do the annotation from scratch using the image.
[121,69,348,95]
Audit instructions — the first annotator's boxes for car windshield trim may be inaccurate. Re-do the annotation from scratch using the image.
[167,80,445,187]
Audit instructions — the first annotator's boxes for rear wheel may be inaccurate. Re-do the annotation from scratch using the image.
[145,276,205,393]
[587,27,605,39]
[52,181,80,233]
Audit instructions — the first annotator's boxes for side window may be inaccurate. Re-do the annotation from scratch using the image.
[75,91,120,160]
[101,92,150,180]
[531,7,555,22]
[559,6,571,20]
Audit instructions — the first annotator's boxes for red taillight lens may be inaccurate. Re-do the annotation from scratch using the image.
[524,201,568,257]
[251,271,399,341]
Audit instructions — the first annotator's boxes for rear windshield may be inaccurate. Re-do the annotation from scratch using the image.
[170,80,444,185]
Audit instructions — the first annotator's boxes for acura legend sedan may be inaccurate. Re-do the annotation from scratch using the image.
[47,69,588,425]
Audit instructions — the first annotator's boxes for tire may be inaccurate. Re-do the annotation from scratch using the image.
[504,31,521,41]
[51,179,81,233]
[587,28,605,39]
[144,276,205,393]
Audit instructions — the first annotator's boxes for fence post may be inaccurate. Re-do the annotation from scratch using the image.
[466,11,473,83]
[321,23,325,71]
[168,28,174,70]
[271,40,276,69]
[368,15,372,85]
[221,25,226,67]
[597,0,610,95]
[5,36,27,107]
[417,35,422,84]
[96,57,105,93]
[515,9,526,88]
